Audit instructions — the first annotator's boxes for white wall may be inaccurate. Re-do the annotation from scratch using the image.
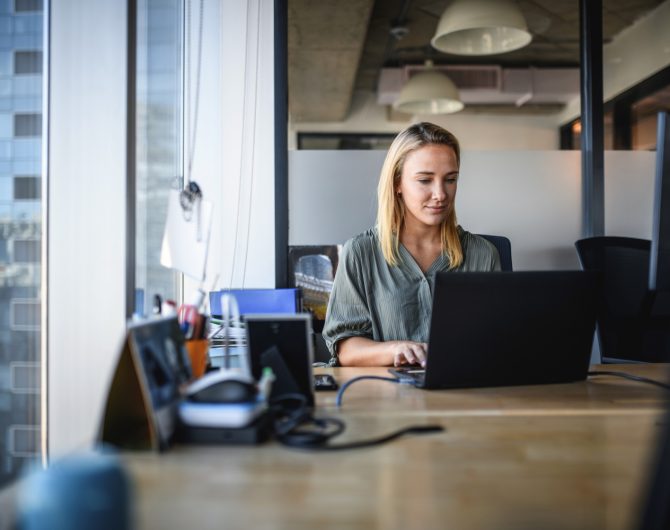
[289,150,656,270]
[558,0,670,124]
[49,1,128,456]
[290,90,560,150]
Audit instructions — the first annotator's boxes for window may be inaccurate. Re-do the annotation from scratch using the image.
[13,175,39,199]
[10,362,39,394]
[0,4,43,488]
[13,113,41,137]
[14,0,43,13]
[10,299,40,331]
[13,239,39,262]
[135,0,183,316]
[13,50,42,75]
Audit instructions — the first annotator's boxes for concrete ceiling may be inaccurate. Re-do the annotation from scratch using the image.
[288,0,665,123]
[288,0,375,122]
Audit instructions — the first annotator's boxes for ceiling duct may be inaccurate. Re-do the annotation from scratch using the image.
[378,66,579,108]
[405,65,502,90]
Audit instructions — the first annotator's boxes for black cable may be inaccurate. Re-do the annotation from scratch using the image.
[278,424,445,452]
[335,375,401,407]
[269,390,444,451]
[588,370,670,391]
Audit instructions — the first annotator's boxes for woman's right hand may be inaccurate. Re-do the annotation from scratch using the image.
[389,341,428,367]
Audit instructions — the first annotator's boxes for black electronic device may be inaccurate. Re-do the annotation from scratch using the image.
[245,314,314,405]
[314,374,338,391]
[390,271,599,389]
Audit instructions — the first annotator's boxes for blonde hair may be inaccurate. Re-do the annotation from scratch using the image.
[376,122,463,268]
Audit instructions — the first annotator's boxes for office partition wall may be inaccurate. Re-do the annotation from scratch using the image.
[289,150,656,271]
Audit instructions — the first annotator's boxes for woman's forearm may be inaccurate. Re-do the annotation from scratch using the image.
[337,337,427,367]
[337,336,394,366]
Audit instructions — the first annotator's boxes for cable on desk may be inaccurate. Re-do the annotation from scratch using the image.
[269,390,444,451]
[280,424,445,452]
[335,375,401,407]
[588,370,670,391]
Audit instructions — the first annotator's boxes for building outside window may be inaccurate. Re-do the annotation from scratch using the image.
[0,0,43,488]
[135,0,183,316]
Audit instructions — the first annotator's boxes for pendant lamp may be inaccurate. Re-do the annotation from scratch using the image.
[431,0,532,56]
[393,61,464,115]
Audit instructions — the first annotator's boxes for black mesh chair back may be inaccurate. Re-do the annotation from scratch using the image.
[575,236,670,363]
[478,234,513,271]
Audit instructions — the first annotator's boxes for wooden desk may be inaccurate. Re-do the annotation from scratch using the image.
[125,364,669,530]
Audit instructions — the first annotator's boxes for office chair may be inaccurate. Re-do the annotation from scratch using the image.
[575,236,670,363]
[478,234,513,271]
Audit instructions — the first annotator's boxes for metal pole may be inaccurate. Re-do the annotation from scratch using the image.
[274,0,288,287]
[579,0,605,237]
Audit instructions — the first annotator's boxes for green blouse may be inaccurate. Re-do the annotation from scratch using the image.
[322,226,501,365]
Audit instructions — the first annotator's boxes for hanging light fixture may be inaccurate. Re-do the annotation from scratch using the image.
[431,0,532,56]
[393,61,464,115]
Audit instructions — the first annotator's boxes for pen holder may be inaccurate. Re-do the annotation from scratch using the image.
[186,339,209,379]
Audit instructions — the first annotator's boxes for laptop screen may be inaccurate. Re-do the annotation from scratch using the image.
[422,271,599,389]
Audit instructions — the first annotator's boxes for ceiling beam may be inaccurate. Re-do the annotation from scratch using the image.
[288,0,374,122]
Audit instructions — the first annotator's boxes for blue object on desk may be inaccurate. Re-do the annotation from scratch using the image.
[17,451,132,530]
[210,288,300,317]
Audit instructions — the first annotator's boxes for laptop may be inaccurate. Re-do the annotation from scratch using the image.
[390,271,599,389]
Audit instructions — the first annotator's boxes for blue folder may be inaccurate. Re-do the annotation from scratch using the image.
[209,288,301,317]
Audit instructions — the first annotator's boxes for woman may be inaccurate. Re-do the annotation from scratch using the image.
[323,122,500,367]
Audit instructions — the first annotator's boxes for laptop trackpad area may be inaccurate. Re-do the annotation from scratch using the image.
[388,367,425,386]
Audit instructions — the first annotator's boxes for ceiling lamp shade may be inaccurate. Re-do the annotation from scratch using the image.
[431,0,532,56]
[393,64,464,115]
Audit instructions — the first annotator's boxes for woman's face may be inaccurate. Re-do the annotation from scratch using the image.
[396,143,459,231]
